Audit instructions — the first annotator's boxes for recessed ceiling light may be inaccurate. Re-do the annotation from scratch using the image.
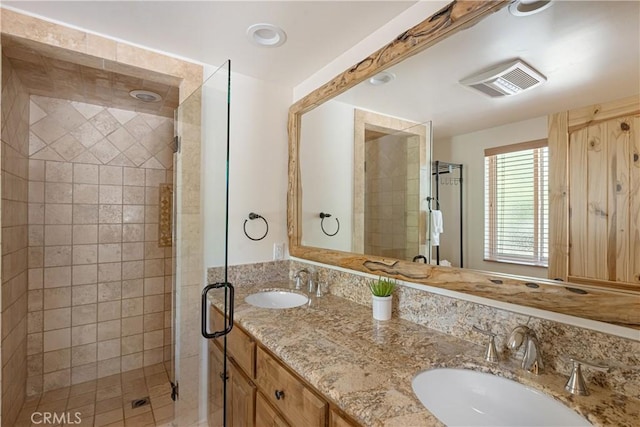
[508,0,553,17]
[247,23,287,48]
[368,71,396,86]
[129,90,162,103]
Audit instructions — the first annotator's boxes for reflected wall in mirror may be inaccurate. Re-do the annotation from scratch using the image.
[289,0,640,328]
[301,106,431,260]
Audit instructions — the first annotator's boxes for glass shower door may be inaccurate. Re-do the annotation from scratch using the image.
[173,60,232,427]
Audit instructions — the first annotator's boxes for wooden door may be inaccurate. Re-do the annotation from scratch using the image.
[568,115,640,286]
[256,392,290,427]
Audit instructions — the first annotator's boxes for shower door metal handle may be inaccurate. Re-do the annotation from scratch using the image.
[201,282,234,339]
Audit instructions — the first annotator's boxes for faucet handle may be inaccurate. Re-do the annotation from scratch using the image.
[564,356,610,396]
[472,325,499,363]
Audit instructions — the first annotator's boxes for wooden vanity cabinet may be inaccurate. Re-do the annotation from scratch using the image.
[256,346,327,427]
[211,306,256,377]
[256,392,290,427]
[210,306,358,427]
[329,408,360,427]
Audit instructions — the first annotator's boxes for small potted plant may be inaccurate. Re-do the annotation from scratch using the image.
[369,276,396,320]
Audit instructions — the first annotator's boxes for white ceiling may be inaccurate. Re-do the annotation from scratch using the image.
[3,0,416,87]
[335,0,640,140]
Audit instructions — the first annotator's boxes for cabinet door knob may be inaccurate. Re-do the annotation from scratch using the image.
[274,390,285,400]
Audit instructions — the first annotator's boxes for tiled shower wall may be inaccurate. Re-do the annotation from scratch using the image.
[1,54,30,426]
[364,134,419,260]
[26,95,174,395]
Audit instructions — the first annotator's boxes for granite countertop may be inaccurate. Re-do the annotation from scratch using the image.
[209,281,639,426]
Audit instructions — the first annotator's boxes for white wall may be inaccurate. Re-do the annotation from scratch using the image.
[300,100,355,251]
[203,69,291,268]
[434,116,548,278]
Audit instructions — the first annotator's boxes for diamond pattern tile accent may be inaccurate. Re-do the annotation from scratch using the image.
[70,122,104,148]
[90,139,120,164]
[25,96,173,169]
[51,134,85,161]
[90,110,120,137]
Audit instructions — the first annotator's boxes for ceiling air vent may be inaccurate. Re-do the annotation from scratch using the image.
[460,59,546,97]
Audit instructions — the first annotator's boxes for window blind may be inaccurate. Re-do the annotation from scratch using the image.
[484,141,548,266]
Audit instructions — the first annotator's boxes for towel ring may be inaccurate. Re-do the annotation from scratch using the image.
[319,212,340,236]
[243,212,268,241]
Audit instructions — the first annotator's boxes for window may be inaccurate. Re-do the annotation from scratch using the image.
[484,140,548,266]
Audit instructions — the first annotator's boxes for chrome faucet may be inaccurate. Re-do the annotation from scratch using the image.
[508,325,544,374]
[293,268,309,290]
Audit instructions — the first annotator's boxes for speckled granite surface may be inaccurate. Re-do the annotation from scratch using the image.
[289,260,640,399]
[209,280,640,427]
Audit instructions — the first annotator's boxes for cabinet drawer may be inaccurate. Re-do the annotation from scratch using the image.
[256,392,290,427]
[256,347,327,427]
[212,307,256,378]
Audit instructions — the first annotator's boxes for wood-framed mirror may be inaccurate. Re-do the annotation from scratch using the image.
[287,0,640,330]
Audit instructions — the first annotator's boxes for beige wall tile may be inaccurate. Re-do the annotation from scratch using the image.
[121,316,142,337]
[71,284,97,306]
[43,369,70,392]
[73,204,99,224]
[72,245,98,265]
[97,339,120,361]
[99,185,122,204]
[122,242,143,261]
[143,277,164,296]
[98,262,121,282]
[71,362,97,385]
[43,287,71,309]
[122,205,144,224]
[121,352,142,372]
[97,319,121,341]
[97,282,121,302]
[73,184,99,204]
[98,243,121,263]
[71,304,96,326]
[43,328,70,352]
[71,324,97,346]
[28,268,44,290]
[45,161,73,183]
[121,334,142,356]
[73,225,98,245]
[97,358,120,378]
[73,164,99,184]
[123,186,144,204]
[43,307,71,331]
[44,265,71,287]
[45,182,73,203]
[99,165,122,185]
[121,280,143,299]
[98,301,121,322]
[71,343,97,367]
[122,261,144,280]
[43,348,70,373]
[44,246,72,267]
[44,203,71,224]
[98,204,122,224]
[45,225,72,246]
[143,348,163,367]
[143,295,164,314]
[143,312,163,332]
[72,264,98,285]
[98,224,122,243]
[121,297,142,318]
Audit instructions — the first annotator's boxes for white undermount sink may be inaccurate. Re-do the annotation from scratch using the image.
[412,368,591,426]
[245,290,308,309]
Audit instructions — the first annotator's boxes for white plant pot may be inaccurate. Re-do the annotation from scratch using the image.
[372,295,392,320]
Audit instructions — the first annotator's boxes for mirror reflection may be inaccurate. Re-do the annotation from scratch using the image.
[299,0,639,283]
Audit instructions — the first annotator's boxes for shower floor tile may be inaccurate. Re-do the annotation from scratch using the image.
[14,363,173,427]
